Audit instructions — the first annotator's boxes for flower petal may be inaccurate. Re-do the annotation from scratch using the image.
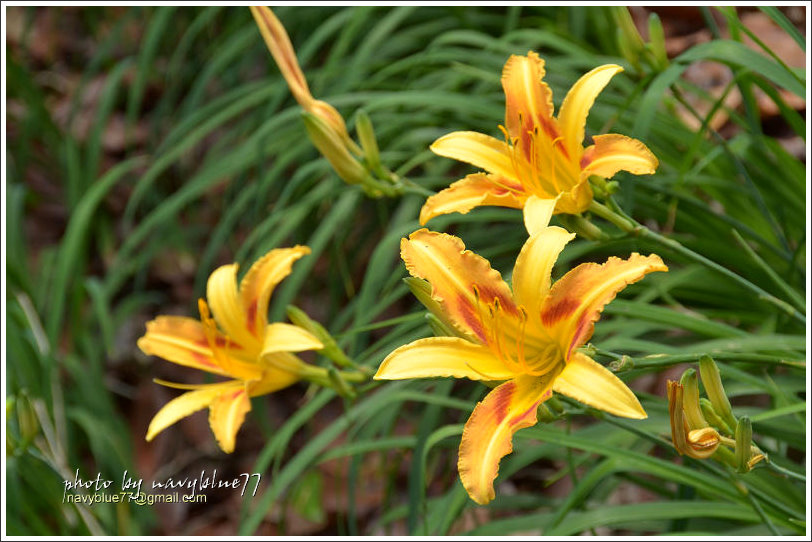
[553,352,646,419]
[501,52,556,154]
[581,133,658,179]
[554,177,593,215]
[137,316,229,376]
[401,229,520,343]
[261,322,323,354]
[430,131,517,182]
[374,337,514,381]
[197,300,265,381]
[145,382,240,442]
[512,226,575,322]
[522,194,558,235]
[239,246,311,338]
[247,359,302,395]
[557,64,623,160]
[419,173,525,226]
[458,372,559,505]
[540,253,668,359]
[208,386,252,453]
[207,263,258,348]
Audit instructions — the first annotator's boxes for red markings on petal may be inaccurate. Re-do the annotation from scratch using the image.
[245,299,259,338]
[456,294,488,343]
[491,380,515,424]
[541,297,580,327]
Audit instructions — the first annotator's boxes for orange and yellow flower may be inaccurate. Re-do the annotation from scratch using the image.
[375,223,667,504]
[423,51,658,234]
[138,247,326,453]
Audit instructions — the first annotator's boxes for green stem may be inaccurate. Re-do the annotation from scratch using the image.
[765,460,806,483]
[558,213,609,241]
[587,201,805,325]
[594,348,804,371]
[397,177,435,197]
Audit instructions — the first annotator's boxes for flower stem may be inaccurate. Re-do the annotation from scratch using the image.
[765,460,806,483]
[587,200,805,325]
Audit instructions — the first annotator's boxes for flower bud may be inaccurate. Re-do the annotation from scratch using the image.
[302,112,370,186]
[611,7,645,70]
[679,369,708,430]
[698,356,738,432]
[310,100,355,150]
[734,416,753,473]
[646,12,669,70]
[286,305,353,369]
[699,397,734,436]
[15,392,40,448]
[355,110,384,177]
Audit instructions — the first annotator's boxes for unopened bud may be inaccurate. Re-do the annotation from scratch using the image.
[15,392,39,447]
[310,100,355,150]
[605,180,620,195]
[302,112,369,186]
[679,369,708,430]
[698,356,738,432]
[699,398,734,436]
[355,110,384,177]
[286,305,353,368]
[612,7,644,70]
[734,416,753,473]
[646,12,669,70]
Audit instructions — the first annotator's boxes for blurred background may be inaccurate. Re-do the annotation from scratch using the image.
[5,5,806,536]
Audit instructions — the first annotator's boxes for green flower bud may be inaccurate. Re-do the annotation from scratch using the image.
[699,397,734,436]
[699,356,738,432]
[355,110,385,179]
[302,112,370,186]
[734,416,753,474]
[646,12,669,70]
[679,369,708,430]
[286,305,354,369]
[611,7,644,70]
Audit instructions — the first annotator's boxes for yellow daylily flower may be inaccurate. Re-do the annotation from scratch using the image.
[375,225,667,504]
[424,51,658,234]
[138,247,325,453]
